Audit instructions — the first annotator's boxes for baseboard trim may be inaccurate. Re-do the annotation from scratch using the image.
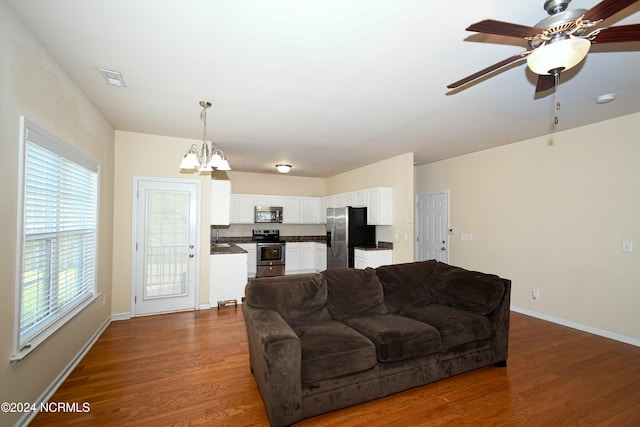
[511,306,639,347]
[15,316,111,427]
[111,312,131,321]
[199,304,211,310]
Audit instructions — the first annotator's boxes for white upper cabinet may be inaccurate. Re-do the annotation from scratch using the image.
[210,180,231,225]
[366,187,392,225]
[227,187,391,225]
[300,197,320,224]
[282,197,301,224]
[230,194,255,224]
[283,196,322,224]
[353,190,367,207]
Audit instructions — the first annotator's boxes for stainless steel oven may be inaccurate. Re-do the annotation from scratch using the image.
[253,229,286,277]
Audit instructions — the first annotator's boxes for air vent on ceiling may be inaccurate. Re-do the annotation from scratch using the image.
[98,68,126,87]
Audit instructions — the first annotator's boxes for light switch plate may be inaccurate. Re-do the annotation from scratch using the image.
[461,233,473,241]
[622,241,633,253]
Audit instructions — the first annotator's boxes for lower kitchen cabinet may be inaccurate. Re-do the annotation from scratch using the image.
[285,242,317,274]
[314,242,326,272]
[354,249,392,269]
[210,253,248,304]
[236,243,257,277]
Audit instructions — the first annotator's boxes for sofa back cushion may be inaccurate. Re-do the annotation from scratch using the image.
[322,268,388,320]
[375,260,438,312]
[245,273,332,327]
[430,262,505,316]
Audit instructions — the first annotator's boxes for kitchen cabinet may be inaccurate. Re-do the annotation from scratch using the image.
[230,194,255,224]
[236,243,257,278]
[314,242,327,272]
[210,252,248,303]
[254,195,284,207]
[353,190,367,207]
[285,242,316,274]
[210,180,231,225]
[354,249,392,269]
[366,187,393,225]
[283,196,322,224]
[284,242,300,274]
[282,197,300,224]
[300,197,320,223]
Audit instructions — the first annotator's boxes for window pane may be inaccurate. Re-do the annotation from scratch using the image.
[19,122,98,347]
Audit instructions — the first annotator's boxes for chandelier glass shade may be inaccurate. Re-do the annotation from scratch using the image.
[527,37,591,75]
[180,101,230,173]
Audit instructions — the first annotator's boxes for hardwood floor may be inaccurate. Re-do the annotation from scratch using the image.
[31,307,640,426]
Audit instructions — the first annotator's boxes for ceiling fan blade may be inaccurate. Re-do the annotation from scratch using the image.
[592,23,640,43]
[535,74,555,93]
[583,0,639,22]
[466,19,544,39]
[447,52,529,89]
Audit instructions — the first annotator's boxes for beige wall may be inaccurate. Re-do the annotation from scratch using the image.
[415,113,640,342]
[227,170,325,196]
[0,3,114,425]
[326,152,415,263]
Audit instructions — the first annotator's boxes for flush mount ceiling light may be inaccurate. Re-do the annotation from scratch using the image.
[179,101,231,173]
[98,68,126,87]
[275,164,292,174]
[596,93,615,104]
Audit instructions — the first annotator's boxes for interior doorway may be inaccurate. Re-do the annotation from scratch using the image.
[416,191,449,262]
[132,177,200,316]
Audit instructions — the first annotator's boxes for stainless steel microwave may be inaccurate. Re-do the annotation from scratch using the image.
[255,206,283,223]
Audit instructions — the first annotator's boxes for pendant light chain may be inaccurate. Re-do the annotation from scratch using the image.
[554,72,561,125]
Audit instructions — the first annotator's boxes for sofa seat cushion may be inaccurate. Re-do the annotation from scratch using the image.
[323,268,388,320]
[295,321,377,383]
[342,315,442,363]
[375,260,438,312]
[402,304,492,349]
[431,263,505,316]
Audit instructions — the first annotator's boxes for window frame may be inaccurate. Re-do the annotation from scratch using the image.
[13,116,100,362]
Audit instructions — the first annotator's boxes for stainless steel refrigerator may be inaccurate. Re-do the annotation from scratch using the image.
[326,207,375,268]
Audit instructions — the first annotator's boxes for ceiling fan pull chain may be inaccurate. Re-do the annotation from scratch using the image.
[554,71,560,125]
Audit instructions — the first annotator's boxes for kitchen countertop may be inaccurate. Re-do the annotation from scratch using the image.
[210,235,326,253]
[210,244,248,255]
[354,241,394,251]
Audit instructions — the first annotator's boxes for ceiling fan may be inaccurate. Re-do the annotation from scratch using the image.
[447,0,640,93]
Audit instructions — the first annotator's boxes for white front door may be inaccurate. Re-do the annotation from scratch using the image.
[132,178,200,316]
[416,191,449,262]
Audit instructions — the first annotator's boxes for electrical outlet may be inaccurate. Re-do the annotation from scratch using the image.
[622,241,633,253]
[532,289,540,300]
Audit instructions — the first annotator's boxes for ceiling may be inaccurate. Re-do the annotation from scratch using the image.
[7,0,640,177]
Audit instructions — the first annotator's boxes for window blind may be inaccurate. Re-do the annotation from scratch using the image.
[19,120,98,350]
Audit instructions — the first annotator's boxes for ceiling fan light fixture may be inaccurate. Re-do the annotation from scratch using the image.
[527,37,591,75]
[276,164,292,174]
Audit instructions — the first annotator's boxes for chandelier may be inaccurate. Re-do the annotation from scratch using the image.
[179,101,231,172]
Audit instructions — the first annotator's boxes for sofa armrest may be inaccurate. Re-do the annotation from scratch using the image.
[242,303,302,426]
[488,278,511,364]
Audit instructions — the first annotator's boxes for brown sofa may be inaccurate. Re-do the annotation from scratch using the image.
[242,260,511,426]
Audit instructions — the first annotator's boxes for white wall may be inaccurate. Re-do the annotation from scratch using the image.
[415,113,640,343]
[0,3,115,425]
